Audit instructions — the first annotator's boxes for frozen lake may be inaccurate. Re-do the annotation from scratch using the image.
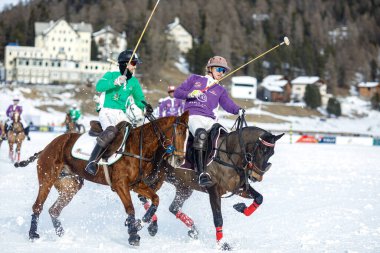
[0,132,379,253]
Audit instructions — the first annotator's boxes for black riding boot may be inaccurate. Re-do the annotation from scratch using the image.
[84,144,104,176]
[194,149,213,187]
[193,128,213,187]
[84,126,118,176]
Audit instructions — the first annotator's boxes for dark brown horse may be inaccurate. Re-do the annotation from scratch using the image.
[143,117,283,250]
[15,111,189,246]
[7,111,25,162]
[64,113,85,133]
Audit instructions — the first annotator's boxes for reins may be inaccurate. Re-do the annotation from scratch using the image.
[213,114,274,198]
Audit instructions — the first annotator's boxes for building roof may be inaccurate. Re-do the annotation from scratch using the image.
[35,19,92,36]
[357,82,379,88]
[93,25,125,37]
[231,76,257,84]
[291,76,321,85]
[262,83,283,92]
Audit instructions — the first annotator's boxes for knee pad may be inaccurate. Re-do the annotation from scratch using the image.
[193,128,208,150]
[97,126,118,147]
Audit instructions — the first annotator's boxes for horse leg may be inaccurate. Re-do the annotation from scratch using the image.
[138,195,158,236]
[29,159,64,240]
[233,185,263,216]
[133,183,161,237]
[113,184,141,246]
[49,175,83,237]
[168,185,198,239]
[208,184,232,250]
[8,140,14,161]
[16,139,22,162]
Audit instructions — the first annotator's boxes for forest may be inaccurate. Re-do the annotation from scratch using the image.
[0,0,379,94]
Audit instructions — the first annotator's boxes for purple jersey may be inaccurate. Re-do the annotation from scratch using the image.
[159,97,183,117]
[174,74,240,119]
[6,105,23,118]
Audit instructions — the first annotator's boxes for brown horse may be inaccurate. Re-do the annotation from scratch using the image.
[7,111,25,162]
[64,113,85,133]
[143,117,284,250]
[15,111,189,246]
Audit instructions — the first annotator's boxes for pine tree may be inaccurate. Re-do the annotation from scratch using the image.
[304,84,321,109]
[327,97,342,116]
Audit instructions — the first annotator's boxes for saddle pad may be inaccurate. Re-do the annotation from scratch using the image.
[71,126,129,165]
[180,123,228,170]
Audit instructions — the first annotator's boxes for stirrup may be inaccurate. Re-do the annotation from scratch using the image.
[85,161,98,176]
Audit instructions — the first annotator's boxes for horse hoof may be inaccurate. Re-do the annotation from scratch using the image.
[148,220,158,236]
[29,231,40,241]
[128,234,140,246]
[55,226,64,237]
[218,242,233,251]
[188,225,199,239]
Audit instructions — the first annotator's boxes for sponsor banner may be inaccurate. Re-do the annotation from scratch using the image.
[373,138,380,146]
[318,136,336,144]
[296,135,318,143]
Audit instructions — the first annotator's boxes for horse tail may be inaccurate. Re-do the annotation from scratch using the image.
[14,151,42,168]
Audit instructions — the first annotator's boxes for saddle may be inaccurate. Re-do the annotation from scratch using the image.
[71,121,131,165]
[181,123,228,170]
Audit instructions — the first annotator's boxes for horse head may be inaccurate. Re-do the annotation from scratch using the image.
[230,127,283,182]
[13,111,20,123]
[166,111,189,168]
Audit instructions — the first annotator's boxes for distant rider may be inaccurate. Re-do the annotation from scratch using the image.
[5,97,31,140]
[159,86,184,117]
[68,104,82,132]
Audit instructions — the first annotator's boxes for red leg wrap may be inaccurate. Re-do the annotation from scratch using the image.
[243,202,260,216]
[143,202,157,222]
[216,226,223,241]
[175,210,193,228]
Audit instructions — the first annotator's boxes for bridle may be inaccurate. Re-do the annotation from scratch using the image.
[117,113,188,187]
[213,114,276,196]
[145,113,188,159]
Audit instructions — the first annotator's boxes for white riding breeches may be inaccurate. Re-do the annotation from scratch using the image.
[188,115,216,136]
[99,108,131,130]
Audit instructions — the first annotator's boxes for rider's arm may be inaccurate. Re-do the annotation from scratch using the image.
[6,106,12,117]
[130,77,146,110]
[174,75,196,100]
[96,72,118,92]
[219,88,240,115]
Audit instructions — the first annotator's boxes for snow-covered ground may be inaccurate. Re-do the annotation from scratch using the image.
[0,132,379,253]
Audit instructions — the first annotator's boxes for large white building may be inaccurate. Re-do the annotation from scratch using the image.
[166,17,193,54]
[4,19,118,85]
[93,25,127,61]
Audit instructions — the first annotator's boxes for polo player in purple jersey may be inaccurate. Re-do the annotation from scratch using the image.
[4,97,30,140]
[159,86,184,117]
[174,56,245,187]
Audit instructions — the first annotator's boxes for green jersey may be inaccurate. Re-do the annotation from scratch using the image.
[96,71,146,112]
[69,109,81,121]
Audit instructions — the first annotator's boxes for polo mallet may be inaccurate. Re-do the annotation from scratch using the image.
[123,0,161,76]
[214,36,290,85]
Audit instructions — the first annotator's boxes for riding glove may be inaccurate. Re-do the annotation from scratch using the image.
[145,103,154,115]
[114,75,127,86]
[188,90,203,98]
